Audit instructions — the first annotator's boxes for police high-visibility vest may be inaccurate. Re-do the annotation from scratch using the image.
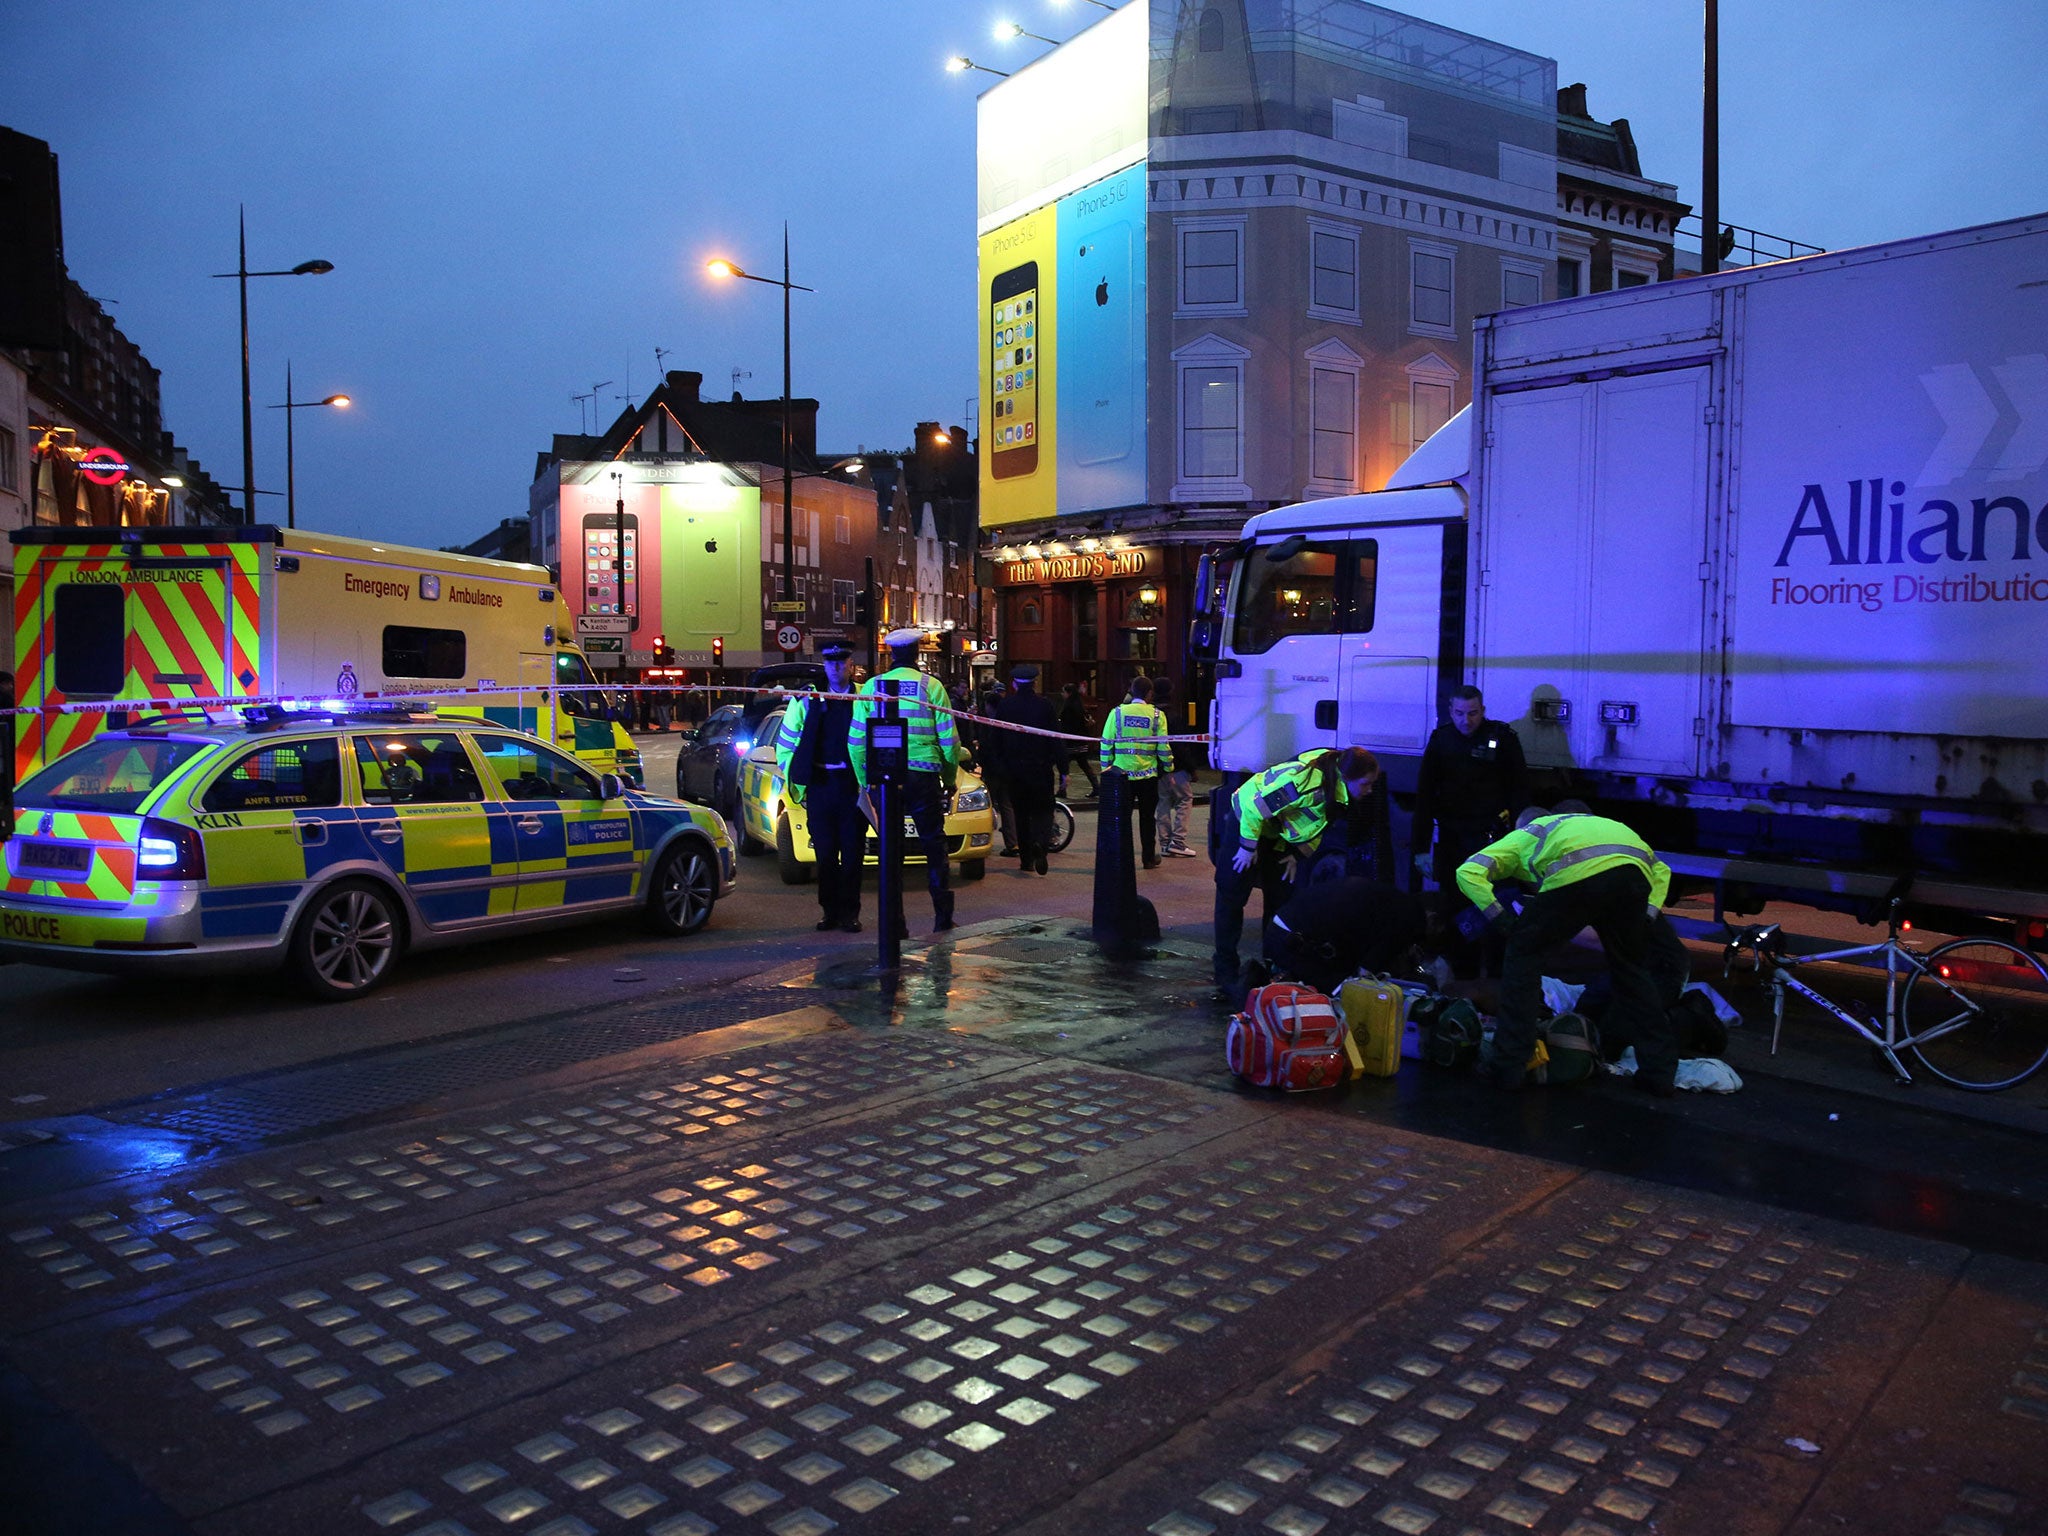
[1455,813,1672,923]
[849,667,958,785]
[1230,750,1348,850]
[1100,702,1169,779]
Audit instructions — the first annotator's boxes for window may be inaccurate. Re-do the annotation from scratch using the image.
[474,734,603,801]
[1502,264,1543,309]
[832,578,856,624]
[53,584,126,694]
[1617,269,1651,288]
[1310,367,1358,487]
[1178,221,1243,311]
[834,514,850,545]
[1181,367,1240,479]
[15,736,212,815]
[1309,225,1359,320]
[203,738,343,811]
[353,734,485,805]
[1557,258,1583,299]
[382,625,466,680]
[1410,244,1454,335]
[1411,380,1454,449]
[1230,539,1379,654]
[0,426,16,492]
[1074,585,1098,661]
[1198,6,1223,50]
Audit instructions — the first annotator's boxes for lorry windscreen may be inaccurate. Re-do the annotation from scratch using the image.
[16,736,215,814]
[1231,538,1378,653]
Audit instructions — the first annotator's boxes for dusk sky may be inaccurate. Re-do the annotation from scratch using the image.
[5,1,2045,550]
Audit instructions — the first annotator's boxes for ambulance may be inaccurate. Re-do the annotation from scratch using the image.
[9,525,641,785]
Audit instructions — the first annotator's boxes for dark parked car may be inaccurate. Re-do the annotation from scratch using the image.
[675,704,752,821]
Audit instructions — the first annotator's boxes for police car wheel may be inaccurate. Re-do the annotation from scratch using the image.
[648,842,718,935]
[292,880,401,999]
[776,816,814,886]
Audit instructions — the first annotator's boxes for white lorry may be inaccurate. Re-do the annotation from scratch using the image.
[1195,211,2048,932]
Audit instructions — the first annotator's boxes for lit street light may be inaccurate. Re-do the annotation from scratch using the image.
[704,230,815,603]
[945,55,1011,78]
[265,361,349,530]
[993,20,1058,45]
[1053,0,1118,11]
[211,207,333,520]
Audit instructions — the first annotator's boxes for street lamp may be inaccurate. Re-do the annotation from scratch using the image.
[265,361,349,530]
[945,56,1011,78]
[705,229,814,603]
[993,20,1058,45]
[1053,0,1118,11]
[211,206,333,520]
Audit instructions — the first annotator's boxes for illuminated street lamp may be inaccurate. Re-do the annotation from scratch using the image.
[265,361,350,530]
[945,55,1011,78]
[211,207,333,519]
[993,20,1057,45]
[1052,0,1118,11]
[705,229,814,602]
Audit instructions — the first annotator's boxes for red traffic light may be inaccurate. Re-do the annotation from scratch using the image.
[652,633,665,651]
[711,635,725,665]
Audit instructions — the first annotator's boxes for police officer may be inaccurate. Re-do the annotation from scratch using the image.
[1456,806,1678,1095]
[1100,675,1171,868]
[1412,685,1527,975]
[851,628,960,933]
[990,662,1060,874]
[1213,746,1380,995]
[775,641,864,933]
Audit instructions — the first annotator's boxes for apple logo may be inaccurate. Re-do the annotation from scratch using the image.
[1095,278,1109,307]
[704,539,718,553]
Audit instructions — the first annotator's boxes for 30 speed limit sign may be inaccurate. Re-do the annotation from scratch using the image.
[775,622,805,654]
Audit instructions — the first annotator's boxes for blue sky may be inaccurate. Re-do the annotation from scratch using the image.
[4,1,2044,548]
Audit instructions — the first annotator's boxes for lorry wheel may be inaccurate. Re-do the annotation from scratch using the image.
[955,856,987,882]
[291,879,402,1000]
[646,841,717,936]
[776,816,815,886]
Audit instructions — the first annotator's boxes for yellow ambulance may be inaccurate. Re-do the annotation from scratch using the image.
[9,525,640,786]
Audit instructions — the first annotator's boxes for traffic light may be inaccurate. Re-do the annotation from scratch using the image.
[651,633,675,666]
[853,588,873,627]
[711,635,725,668]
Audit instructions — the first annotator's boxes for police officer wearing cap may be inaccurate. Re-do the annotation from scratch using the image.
[990,662,1059,874]
[775,641,865,932]
[851,628,960,932]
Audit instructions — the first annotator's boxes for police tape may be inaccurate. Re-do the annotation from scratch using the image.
[0,679,1216,746]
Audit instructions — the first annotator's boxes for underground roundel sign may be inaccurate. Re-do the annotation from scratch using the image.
[77,447,130,486]
[775,623,804,654]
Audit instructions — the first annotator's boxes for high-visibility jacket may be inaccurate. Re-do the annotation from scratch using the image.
[1456,813,1671,923]
[774,689,855,799]
[1100,702,1170,779]
[849,666,958,786]
[1230,751,1349,851]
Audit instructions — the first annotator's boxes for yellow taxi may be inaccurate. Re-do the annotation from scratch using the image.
[0,705,735,999]
[734,703,996,885]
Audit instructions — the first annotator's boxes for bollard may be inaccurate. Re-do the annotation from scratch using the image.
[865,705,909,970]
[1091,766,1159,952]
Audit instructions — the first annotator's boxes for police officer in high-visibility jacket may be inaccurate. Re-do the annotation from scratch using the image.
[1100,675,1171,868]
[775,640,864,934]
[1456,807,1678,1095]
[1213,746,1380,995]
[850,628,960,933]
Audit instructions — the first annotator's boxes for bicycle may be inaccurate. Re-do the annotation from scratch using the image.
[1722,881,2048,1091]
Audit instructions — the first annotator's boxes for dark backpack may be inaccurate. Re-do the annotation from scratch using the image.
[1409,995,1483,1072]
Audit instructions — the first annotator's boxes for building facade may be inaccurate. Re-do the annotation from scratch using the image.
[973,1,1683,713]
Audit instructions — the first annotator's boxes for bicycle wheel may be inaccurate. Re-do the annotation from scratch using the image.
[1049,801,1075,854]
[1905,936,2048,1090]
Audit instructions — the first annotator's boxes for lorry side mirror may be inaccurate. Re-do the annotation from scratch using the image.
[1189,616,1219,661]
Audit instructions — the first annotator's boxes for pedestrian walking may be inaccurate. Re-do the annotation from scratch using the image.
[1456,806,1678,1095]
[1213,746,1381,997]
[1100,675,1171,868]
[1412,685,1528,976]
[1057,683,1100,798]
[775,641,866,933]
[850,629,961,934]
[1150,677,1201,857]
[991,663,1060,874]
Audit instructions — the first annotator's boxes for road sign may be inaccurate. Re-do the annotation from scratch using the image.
[775,623,805,654]
[771,600,807,615]
[582,636,624,654]
[577,614,631,635]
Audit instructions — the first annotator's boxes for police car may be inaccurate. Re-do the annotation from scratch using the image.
[735,704,996,884]
[0,705,736,998]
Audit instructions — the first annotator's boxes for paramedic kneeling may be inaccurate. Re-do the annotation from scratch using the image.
[1457,808,1679,1095]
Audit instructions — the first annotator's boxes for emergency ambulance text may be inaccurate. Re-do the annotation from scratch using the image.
[344,573,411,601]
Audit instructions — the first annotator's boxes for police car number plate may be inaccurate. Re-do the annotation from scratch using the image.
[903,817,921,836]
[19,843,91,874]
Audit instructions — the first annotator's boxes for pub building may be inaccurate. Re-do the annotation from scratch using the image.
[990,537,1204,725]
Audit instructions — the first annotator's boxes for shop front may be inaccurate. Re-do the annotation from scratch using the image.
[993,540,1198,714]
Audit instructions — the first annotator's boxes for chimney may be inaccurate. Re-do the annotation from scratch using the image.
[1557,82,1589,119]
[666,370,702,404]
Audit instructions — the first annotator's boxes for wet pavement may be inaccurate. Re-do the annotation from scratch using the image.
[4,917,2048,1535]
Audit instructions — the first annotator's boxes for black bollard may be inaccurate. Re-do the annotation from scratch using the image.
[865,708,909,970]
[1091,766,1159,952]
